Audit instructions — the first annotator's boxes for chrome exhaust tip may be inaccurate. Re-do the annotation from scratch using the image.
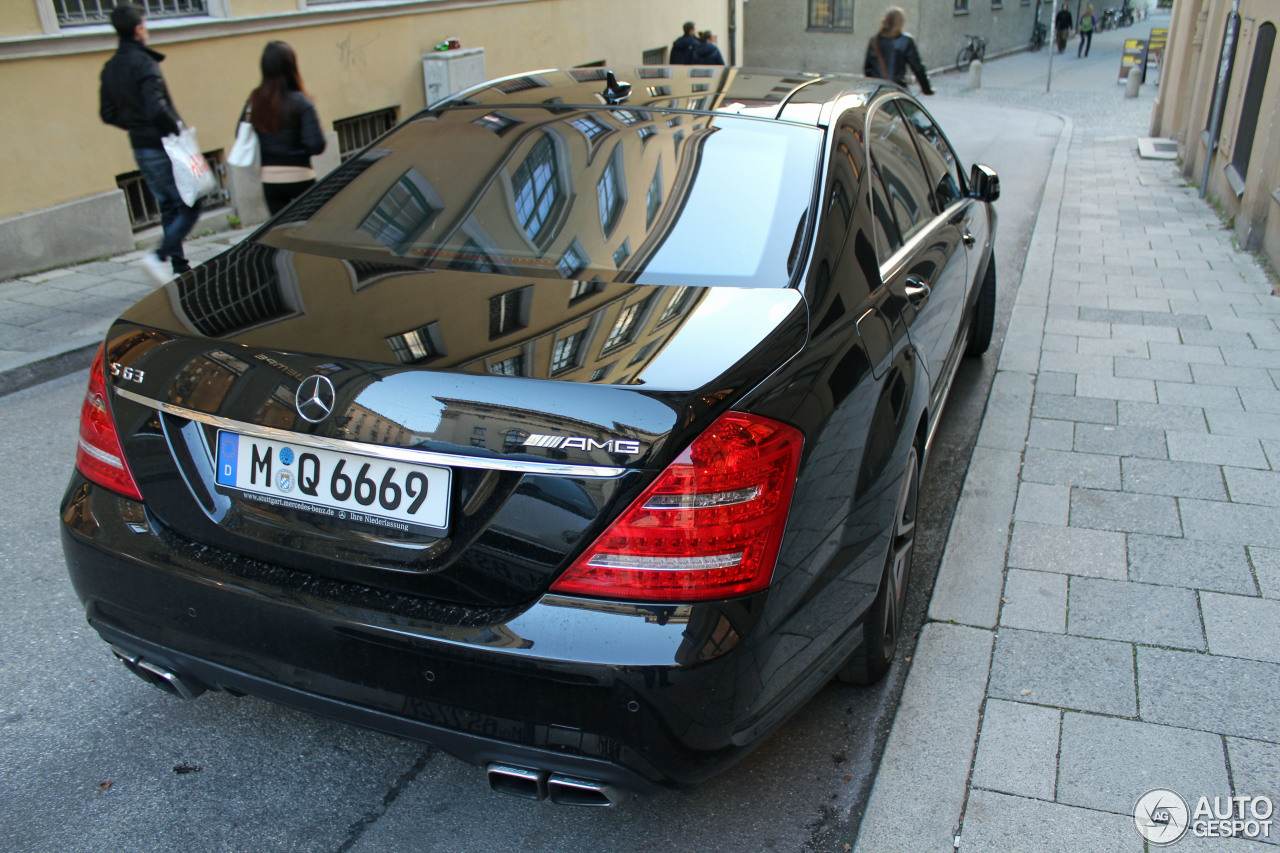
[111,647,206,701]
[547,773,617,807]
[486,764,548,801]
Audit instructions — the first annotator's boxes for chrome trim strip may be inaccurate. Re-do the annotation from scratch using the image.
[113,387,626,478]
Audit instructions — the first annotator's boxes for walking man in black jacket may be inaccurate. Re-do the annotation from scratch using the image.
[670,22,700,65]
[99,3,197,284]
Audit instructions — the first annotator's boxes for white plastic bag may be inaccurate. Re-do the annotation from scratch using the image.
[227,120,258,169]
[163,124,217,206]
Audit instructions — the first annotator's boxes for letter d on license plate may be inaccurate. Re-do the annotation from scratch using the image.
[215,430,450,533]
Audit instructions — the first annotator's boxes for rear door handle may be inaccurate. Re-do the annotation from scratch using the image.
[962,230,976,247]
[904,277,931,306]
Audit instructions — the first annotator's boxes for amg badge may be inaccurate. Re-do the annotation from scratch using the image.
[523,434,641,455]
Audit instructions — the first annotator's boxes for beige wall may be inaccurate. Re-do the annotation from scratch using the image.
[1153,0,1280,263]
[0,4,42,35]
[0,0,740,221]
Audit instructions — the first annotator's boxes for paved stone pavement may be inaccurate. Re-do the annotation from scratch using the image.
[0,221,252,396]
[856,11,1280,853]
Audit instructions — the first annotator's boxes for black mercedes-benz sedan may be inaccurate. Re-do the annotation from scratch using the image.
[62,67,998,805]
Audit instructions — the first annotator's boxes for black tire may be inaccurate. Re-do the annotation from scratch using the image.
[965,257,996,357]
[837,443,920,685]
[956,46,973,72]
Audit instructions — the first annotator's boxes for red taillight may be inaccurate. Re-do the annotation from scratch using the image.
[75,346,143,501]
[550,412,803,603]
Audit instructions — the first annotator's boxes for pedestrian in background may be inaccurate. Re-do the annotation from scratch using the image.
[241,41,326,215]
[694,30,725,65]
[1078,4,1095,57]
[1055,2,1074,53]
[99,3,197,285]
[670,21,700,65]
[864,6,934,95]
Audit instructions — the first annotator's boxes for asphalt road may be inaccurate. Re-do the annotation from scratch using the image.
[0,95,1058,853]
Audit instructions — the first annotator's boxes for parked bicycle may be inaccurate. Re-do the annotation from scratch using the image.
[956,33,988,71]
[1030,19,1049,50]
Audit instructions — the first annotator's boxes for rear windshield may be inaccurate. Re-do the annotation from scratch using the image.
[256,106,823,288]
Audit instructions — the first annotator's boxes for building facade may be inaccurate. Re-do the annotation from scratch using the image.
[743,0,1054,79]
[0,0,741,279]
[1151,0,1280,269]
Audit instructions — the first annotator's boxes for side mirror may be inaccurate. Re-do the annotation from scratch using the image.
[969,163,1000,203]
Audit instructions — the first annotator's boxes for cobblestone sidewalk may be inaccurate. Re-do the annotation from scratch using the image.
[857,14,1280,853]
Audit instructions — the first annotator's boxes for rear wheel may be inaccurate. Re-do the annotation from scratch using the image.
[956,45,974,72]
[837,443,919,685]
[964,257,996,357]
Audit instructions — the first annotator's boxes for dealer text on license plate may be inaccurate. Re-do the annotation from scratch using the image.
[214,431,450,533]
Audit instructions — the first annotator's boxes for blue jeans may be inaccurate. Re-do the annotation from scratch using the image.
[134,147,199,270]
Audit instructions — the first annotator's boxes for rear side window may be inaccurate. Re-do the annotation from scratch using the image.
[866,101,932,258]
[896,100,965,212]
[257,106,823,289]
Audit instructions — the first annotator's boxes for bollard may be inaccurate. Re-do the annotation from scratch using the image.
[968,59,982,90]
[1125,65,1141,98]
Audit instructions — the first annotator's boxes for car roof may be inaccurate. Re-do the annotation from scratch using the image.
[438,67,889,128]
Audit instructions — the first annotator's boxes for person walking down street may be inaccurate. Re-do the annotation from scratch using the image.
[864,6,934,95]
[670,21,700,65]
[694,30,725,65]
[1078,4,1095,57]
[1055,2,1074,53]
[241,41,326,216]
[99,3,197,285]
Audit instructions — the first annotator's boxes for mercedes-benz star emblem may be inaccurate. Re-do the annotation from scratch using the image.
[295,375,336,424]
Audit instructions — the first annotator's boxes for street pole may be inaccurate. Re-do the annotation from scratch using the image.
[1199,0,1241,198]
[1047,5,1055,92]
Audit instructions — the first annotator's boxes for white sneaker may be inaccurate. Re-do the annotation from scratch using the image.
[139,253,171,286]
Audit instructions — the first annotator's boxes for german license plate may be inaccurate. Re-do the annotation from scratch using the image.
[214,431,450,533]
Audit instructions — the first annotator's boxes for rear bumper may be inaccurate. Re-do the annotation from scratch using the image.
[60,478,778,791]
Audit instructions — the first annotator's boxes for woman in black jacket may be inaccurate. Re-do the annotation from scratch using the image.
[863,6,933,95]
[244,41,326,215]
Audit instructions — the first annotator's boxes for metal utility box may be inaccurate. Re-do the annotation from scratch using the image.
[423,47,487,107]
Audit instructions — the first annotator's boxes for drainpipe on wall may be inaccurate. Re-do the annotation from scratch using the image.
[1199,0,1241,199]
[728,0,738,65]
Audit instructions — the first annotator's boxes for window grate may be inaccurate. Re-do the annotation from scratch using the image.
[642,47,667,65]
[334,107,397,163]
[115,149,227,232]
[493,76,547,94]
[176,242,294,337]
[55,0,207,25]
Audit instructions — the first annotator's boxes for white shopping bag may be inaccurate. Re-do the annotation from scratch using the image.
[163,124,217,206]
[227,115,259,169]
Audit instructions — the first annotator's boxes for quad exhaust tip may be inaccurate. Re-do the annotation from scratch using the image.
[111,647,206,701]
[486,763,616,807]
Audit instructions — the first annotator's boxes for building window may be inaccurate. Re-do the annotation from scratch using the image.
[448,238,500,274]
[602,293,652,352]
[659,287,694,325]
[646,164,664,228]
[612,238,632,268]
[551,330,586,373]
[55,0,206,25]
[359,170,439,255]
[386,322,445,364]
[597,146,626,237]
[335,107,398,162]
[489,287,529,339]
[590,363,616,382]
[569,278,604,303]
[511,134,562,245]
[808,0,853,30]
[490,354,525,377]
[472,112,523,136]
[643,46,667,65]
[1230,23,1275,182]
[570,115,611,142]
[637,126,657,144]
[954,0,969,11]
[558,241,589,279]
